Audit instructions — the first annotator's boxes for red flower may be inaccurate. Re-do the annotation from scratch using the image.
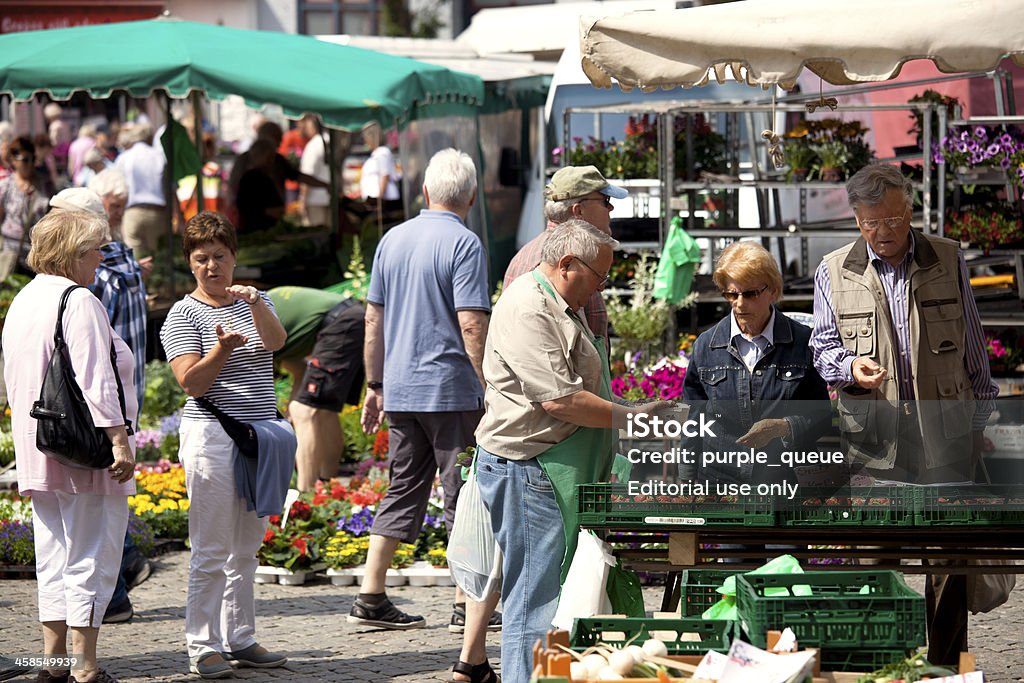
[289,501,312,521]
[330,483,346,500]
[263,529,276,543]
[268,515,281,527]
[371,429,390,457]
[291,536,308,556]
[312,492,328,506]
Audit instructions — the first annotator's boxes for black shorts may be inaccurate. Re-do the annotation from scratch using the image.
[293,299,366,412]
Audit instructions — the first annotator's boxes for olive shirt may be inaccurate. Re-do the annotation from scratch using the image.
[268,286,348,361]
[476,269,604,461]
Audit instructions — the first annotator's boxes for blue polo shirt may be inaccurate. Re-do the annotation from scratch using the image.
[367,209,490,412]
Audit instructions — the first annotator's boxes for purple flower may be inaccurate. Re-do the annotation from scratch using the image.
[974,126,988,140]
[339,507,375,536]
[160,409,182,435]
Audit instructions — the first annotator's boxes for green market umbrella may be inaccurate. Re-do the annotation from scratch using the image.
[0,16,484,130]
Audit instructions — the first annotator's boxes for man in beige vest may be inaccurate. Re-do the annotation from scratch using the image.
[810,163,997,665]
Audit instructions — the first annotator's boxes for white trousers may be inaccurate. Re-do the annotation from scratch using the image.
[32,490,128,627]
[179,418,266,659]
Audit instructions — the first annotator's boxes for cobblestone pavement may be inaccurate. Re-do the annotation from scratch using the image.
[0,552,1020,682]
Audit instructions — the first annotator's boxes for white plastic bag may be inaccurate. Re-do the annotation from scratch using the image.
[446,469,502,602]
[551,529,616,630]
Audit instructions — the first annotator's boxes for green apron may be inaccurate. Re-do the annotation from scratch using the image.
[531,270,615,582]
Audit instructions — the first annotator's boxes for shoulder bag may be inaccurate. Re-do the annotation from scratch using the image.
[30,285,133,469]
[194,395,259,459]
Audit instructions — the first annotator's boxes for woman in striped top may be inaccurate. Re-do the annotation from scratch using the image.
[159,211,287,679]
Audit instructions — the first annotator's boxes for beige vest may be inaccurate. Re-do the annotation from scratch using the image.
[823,232,975,470]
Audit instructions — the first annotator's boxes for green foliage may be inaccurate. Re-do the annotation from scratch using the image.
[275,372,293,414]
[127,513,156,557]
[340,407,376,463]
[0,273,30,320]
[141,361,187,429]
[908,89,961,146]
[0,430,14,468]
[159,432,180,463]
[606,255,671,363]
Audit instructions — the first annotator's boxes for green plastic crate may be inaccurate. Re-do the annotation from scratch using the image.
[914,485,1024,527]
[576,483,775,528]
[778,486,916,527]
[680,568,738,617]
[570,616,733,655]
[736,570,925,651]
[819,648,916,673]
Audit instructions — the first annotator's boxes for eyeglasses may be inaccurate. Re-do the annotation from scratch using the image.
[578,196,613,210]
[857,208,909,232]
[9,152,30,162]
[573,256,610,288]
[722,285,768,302]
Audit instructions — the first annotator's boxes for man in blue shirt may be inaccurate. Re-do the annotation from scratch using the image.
[351,149,497,673]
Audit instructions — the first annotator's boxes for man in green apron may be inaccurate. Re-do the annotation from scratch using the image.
[473,219,670,683]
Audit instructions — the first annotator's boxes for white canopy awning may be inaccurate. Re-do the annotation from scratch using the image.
[581,0,1024,92]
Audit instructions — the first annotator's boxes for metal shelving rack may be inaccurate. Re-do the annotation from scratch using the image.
[563,99,939,278]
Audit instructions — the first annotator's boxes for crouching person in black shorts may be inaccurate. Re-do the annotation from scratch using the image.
[269,286,365,490]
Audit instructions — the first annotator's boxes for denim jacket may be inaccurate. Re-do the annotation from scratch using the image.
[681,309,831,483]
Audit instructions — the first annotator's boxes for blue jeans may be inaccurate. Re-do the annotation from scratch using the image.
[475,446,564,683]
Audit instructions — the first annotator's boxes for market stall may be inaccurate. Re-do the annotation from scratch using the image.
[0,15,486,298]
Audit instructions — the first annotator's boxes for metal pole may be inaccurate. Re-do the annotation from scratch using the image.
[191,91,204,215]
[325,123,338,240]
[164,92,176,297]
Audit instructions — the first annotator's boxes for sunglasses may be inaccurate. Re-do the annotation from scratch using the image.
[722,285,768,302]
[573,256,610,288]
[858,208,909,232]
[579,196,613,210]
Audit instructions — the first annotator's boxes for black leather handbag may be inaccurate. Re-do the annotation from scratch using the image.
[30,285,133,469]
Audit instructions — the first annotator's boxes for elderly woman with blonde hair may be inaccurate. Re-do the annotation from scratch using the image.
[2,209,137,683]
[681,241,830,486]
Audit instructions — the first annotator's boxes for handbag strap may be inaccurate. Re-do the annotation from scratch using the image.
[194,394,284,422]
[54,285,133,435]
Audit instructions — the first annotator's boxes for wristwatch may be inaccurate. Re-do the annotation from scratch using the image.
[367,381,383,390]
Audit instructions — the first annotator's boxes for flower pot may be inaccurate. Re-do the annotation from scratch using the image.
[254,563,325,586]
[820,167,843,183]
[326,567,358,586]
[384,567,407,587]
[400,561,436,587]
[788,168,809,183]
[430,566,454,587]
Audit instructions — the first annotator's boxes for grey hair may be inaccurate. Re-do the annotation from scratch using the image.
[540,218,618,265]
[119,123,152,147]
[846,163,913,211]
[544,198,582,223]
[424,148,477,207]
[89,168,129,199]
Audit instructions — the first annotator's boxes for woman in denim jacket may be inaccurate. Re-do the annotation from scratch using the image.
[682,242,831,486]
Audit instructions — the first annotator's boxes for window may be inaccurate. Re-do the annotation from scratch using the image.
[299,0,380,36]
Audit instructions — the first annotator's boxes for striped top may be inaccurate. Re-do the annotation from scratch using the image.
[811,234,996,429]
[159,292,279,421]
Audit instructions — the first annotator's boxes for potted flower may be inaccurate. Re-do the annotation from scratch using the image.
[944,206,1024,252]
[256,511,327,585]
[784,139,817,182]
[810,141,849,182]
[324,530,370,586]
[907,90,961,152]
